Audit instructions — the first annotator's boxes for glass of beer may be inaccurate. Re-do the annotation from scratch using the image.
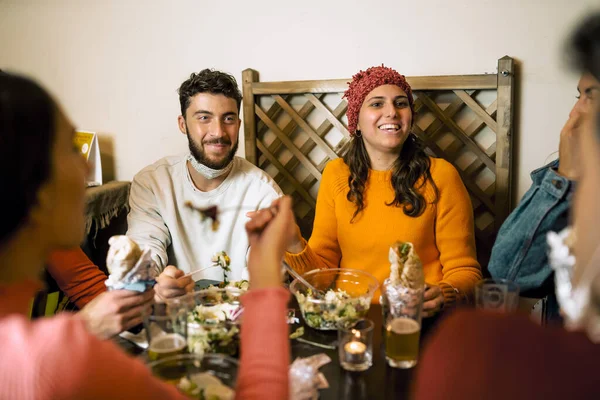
[381,279,424,369]
[143,302,188,361]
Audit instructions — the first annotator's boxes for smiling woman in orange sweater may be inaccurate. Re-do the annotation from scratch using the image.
[285,66,482,317]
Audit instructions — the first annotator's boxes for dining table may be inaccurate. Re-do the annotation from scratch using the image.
[286,297,442,400]
[116,283,443,400]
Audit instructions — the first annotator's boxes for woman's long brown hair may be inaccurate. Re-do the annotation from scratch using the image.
[343,133,439,222]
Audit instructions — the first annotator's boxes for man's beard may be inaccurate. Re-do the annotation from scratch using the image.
[186,127,239,170]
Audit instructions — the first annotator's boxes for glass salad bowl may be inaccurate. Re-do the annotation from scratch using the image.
[289,268,379,330]
[169,287,244,357]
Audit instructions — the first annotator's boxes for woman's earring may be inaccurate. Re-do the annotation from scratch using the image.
[354,129,362,138]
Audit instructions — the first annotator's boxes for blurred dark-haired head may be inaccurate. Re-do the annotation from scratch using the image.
[0,73,87,255]
[0,73,55,245]
[570,14,600,83]
[568,13,600,289]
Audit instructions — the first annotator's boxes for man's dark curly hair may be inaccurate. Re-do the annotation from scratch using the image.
[178,69,242,117]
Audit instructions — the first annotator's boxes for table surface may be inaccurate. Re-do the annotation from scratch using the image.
[291,303,411,399]
[117,284,442,400]
[289,300,442,400]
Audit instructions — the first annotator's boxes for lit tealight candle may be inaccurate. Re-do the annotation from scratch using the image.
[344,340,366,364]
[339,321,374,372]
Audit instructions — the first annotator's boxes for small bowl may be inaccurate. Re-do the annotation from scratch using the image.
[170,288,244,357]
[148,353,238,399]
[289,268,379,330]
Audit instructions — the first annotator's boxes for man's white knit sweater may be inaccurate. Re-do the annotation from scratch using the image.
[126,154,282,281]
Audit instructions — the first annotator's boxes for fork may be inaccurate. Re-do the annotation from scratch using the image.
[181,265,220,279]
[283,261,326,298]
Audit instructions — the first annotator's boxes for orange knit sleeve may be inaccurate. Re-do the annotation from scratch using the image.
[46,248,107,309]
[284,160,343,274]
[431,159,482,305]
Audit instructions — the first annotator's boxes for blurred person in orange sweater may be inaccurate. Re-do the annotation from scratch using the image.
[0,72,291,399]
[0,69,154,340]
[283,66,482,316]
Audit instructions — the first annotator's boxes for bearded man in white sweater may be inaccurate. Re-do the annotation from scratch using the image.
[127,69,282,299]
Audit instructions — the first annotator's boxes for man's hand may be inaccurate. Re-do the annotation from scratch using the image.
[154,265,195,301]
[245,196,298,289]
[422,284,444,318]
[79,289,155,340]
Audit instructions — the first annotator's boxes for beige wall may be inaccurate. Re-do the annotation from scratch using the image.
[1,0,598,201]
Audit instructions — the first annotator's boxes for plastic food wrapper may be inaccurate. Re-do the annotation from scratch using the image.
[382,242,424,316]
[105,235,159,292]
[547,228,578,322]
[289,354,331,400]
[381,278,425,319]
[389,241,424,289]
[548,227,600,342]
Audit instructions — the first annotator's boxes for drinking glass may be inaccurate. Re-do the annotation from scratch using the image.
[143,302,188,361]
[381,278,424,369]
[475,278,520,313]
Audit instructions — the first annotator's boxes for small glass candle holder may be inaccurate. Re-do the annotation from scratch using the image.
[338,318,374,372]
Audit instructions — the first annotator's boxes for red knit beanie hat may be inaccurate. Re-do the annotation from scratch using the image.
[343,65,414,136]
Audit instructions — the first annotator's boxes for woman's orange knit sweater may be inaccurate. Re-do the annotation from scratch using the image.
[285,157,482,305]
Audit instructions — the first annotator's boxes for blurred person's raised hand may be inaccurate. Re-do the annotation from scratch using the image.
[247,202,304,255]
[286,227,306,254]
[154,265,194,301]
[558,110,585,180]
[79,289,154,340]
[245,196,297,289]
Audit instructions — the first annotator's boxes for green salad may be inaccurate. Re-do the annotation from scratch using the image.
[187,302,240,357]
[200,280,249,301]
[186,280,248,356]
[296,288,370,330]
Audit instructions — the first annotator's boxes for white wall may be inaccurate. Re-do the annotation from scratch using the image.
[1,0,598,201]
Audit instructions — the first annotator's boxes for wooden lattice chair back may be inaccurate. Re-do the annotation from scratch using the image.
[242,57,514,267]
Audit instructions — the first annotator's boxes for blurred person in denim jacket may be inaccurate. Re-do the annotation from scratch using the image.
[413,15,600,400]
[488,72,599,321]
